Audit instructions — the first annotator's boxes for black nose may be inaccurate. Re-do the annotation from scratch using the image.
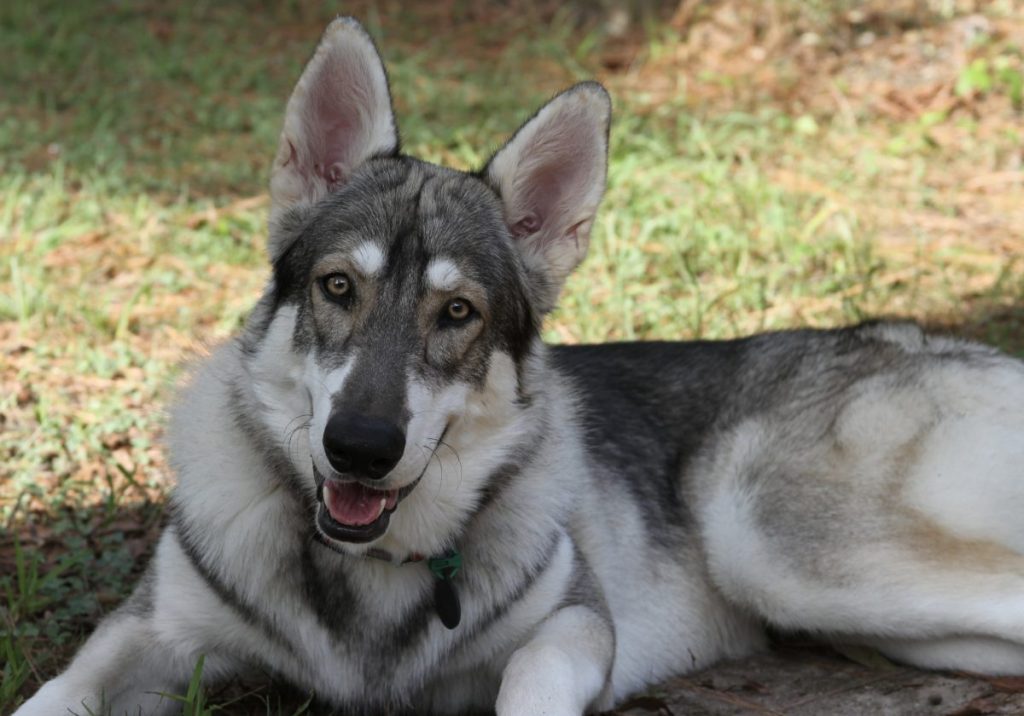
[323,412,406,479]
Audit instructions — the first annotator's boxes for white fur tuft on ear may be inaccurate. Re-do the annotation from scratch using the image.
[484,82,611,310]
[269,17,397,257]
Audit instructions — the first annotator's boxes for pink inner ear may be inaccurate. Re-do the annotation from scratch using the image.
[319,115,361,185]
[282,140,298,168]
[509,156,587,243]
[301,68,368,192]
[323,161,346,187]
[511,213,541,237]
[313,161,346,188]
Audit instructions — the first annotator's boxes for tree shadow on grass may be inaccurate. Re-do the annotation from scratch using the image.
[1,500,322,715]
[1,500,162,712]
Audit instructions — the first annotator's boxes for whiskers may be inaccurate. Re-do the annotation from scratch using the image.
[421,433,463,497]
[283,412,313,461]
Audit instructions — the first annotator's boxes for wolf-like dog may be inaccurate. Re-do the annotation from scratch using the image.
[16,17,1024,716]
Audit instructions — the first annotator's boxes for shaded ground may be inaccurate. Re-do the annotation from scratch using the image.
[615,644,1024,716]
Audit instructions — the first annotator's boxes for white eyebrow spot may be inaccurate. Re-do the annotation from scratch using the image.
[351,242,385,277]
[426,258,462,291]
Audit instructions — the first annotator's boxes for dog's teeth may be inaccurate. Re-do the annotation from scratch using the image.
[379,497,387,510]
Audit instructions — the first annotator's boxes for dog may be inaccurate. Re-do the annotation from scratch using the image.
[15,17,1024,716]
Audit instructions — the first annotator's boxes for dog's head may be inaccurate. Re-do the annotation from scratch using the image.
[246,18,609,557]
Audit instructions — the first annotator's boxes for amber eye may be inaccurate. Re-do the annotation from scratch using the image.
[321,273,351,300]
[445,298,473,322]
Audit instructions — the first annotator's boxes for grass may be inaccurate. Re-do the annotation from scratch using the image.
[1,0,1023,712]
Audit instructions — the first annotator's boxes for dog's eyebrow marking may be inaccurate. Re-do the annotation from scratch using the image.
[351,242,385,277]
[426,258,462,291]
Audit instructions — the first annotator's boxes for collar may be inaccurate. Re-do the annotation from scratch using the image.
[312,531,426,565]
[312,532,463,629]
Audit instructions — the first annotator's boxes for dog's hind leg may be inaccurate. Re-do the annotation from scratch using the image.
[696,377,1024,675]
[864,635,1024,674]
[703,483,1024,673]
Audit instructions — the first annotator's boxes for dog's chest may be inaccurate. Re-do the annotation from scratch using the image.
[278,547,489,702]
[273,539,568,708]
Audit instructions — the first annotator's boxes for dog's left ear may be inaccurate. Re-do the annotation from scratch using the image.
[269,18,398,260]
[484,82,611,311]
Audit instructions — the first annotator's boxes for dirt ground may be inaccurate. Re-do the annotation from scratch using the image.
[614,643,1024,715]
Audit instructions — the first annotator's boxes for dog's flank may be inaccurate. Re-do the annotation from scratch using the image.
[15,16,1024,716]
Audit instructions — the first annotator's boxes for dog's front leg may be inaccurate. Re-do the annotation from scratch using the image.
[496,605,615,716]
[14,601,229,716]
[15,530,251,716]
[14,595,248,716]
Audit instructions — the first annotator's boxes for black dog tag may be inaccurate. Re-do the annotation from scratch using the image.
[428,550,462,629]
[433,577,461,629]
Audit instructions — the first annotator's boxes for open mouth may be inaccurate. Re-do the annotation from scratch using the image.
[315,471,424,544]
[316,479,399,543]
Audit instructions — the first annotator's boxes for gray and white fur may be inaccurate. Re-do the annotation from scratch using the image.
[16,17,1024,716]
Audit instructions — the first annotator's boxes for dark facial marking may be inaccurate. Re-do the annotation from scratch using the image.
[270,156,539,379]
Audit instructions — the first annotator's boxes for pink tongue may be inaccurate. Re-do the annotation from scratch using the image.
[325,482,391,526]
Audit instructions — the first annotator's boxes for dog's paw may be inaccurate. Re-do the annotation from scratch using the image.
[12,677,93,716]
[495,644,586,716]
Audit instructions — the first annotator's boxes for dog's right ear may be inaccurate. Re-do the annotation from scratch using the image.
[269,18,398,260]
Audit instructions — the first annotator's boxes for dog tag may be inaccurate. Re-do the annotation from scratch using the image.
[433,577,461,629]
[429,550,462,629]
